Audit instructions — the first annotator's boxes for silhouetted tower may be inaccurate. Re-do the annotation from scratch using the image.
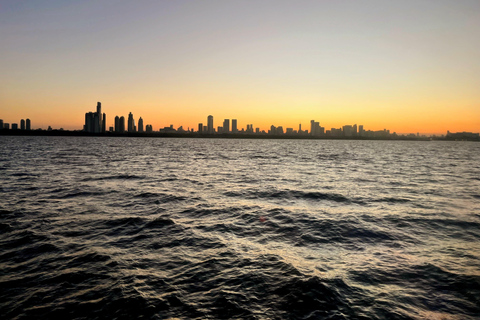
[20,119,25,130]
[119,116,125,133]
[115,116,120,132]
[102,113,106,133]
[359,125,364,137]
[198,123,203,133]
[96,102,102,133]
[128,112,135,132]
[232,119,238,133]
[26,119,31,130]
[138,117,144,132]
[0,120,3,130]
[223,119,230,133]
[207,115,214,134]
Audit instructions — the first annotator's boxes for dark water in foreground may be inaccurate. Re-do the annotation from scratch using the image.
[1,137,479,320]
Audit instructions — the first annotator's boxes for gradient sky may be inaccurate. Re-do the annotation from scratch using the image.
[1,0,479,134]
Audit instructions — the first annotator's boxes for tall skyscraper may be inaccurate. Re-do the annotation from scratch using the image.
[223,119,230,133]
[207,115,214,134]
[102,113,106,133]
[232,119,238,133]
[115,116,120,132]
[84,102,105,133]
[20,119,25,130]
[96,102,102,132]
[26,119,31,130]
[0,120,3,130]
[128,112,135,132]
[138,117,144,132]
[198,123,203,133]
[119,116,125,133]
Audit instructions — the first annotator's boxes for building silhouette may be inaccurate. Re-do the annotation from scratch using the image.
[128,112,135,132]
[119,116,125,133]
[84,102,105,133]
[223,119,230,133]
[26,119,31,130]
[20,119,25,130]
[207,115,214,134]
[0,120,3,129]
[114,116,120,132]
[232,119,238,133]
[138,117,144,132]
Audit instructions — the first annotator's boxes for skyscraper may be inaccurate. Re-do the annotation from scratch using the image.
[207,115,214,134]
[232,119,238,133]
[96,102,102,133]
[138,117,144,132]
[223,119,230,133]
[0,120,3,130]
[102,113,106,133]
[20,119,25,130]
[119,116,125,133]
[26,119,31,130]
[115,116,120,132]
[128,112,135,132]
[198,123,203,133]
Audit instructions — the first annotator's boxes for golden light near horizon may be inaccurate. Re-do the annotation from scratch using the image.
[1,1,479,134]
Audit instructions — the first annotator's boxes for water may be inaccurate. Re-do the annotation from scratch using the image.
[1,136,479,320]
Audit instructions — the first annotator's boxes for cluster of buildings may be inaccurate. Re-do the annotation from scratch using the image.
[84,102,153,133]
[196,116,391,138]
[81,103,400,138]
[0,118,31,131]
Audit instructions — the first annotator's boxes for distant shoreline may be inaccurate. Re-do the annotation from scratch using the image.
[1,129,479,141]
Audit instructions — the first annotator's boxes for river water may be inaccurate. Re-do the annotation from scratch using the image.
[1,136,479,319]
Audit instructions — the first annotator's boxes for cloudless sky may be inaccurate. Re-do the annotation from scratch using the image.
[1,0,479,133]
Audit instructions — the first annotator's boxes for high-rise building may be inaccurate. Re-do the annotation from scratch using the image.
[26,119,31,130]
[198,123,203,133]
[115,116,120,132]
[96,102,102,132]
[358,125,364,137]
[232,119,238,133]
[12,123,18,130]
[146,125,153,133]
[207,115,214,134]
[102,113,106,133]
[128,112,135,132]
[138,117,144,132]
[20,119,25,130]
[119,116,125,133]
[0,120,3,130]
[223,119,230,133]
[84,102,105,133]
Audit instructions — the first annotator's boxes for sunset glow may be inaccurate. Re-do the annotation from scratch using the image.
[1,1,479,134]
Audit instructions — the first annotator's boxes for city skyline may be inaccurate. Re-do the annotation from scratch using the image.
[1,1,479,134]
[1,101,479,139]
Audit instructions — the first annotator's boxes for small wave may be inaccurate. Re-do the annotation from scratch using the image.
[82,174,146,181]
[373,197,411,203]
[225,189,359,204]
[144,217,175,229]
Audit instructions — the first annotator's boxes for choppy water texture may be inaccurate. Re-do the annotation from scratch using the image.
[1,137,479,320]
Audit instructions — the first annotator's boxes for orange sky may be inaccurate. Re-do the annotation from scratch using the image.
[1,1,479,135]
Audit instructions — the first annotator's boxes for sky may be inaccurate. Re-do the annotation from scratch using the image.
[1,0,479,134]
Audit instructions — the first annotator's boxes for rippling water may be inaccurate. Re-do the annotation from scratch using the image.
[1,136,479,319]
